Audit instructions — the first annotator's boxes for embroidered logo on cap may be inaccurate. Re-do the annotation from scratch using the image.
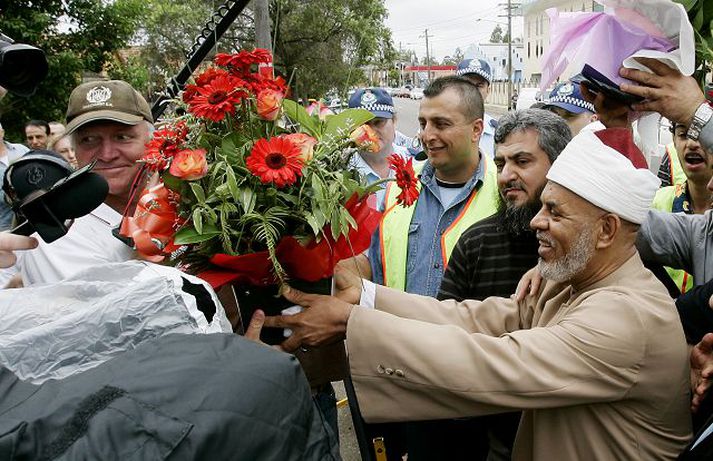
[469,59,481,69]
[361,90,377,106]
[558,83,574,97]
[85,86,113,108]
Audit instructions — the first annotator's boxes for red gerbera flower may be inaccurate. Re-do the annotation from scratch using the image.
[142,121,190,171]
[186,75,244,122]
[246,137,305,188]
[388,154,419,207]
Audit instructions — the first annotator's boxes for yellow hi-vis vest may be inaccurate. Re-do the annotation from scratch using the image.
[666,143,687,186]
[379,155,499,290]
[651,184,694,294]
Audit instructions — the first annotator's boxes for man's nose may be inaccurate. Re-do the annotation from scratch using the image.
[530,206,547,231]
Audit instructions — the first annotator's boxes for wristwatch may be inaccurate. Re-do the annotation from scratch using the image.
[687,102,713,141]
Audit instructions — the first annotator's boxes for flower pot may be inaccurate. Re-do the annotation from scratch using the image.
[230,277,348,388]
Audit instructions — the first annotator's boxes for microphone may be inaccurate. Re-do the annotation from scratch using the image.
[5,151,109,243]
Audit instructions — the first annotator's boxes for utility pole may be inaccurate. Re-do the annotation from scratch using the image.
[399,41,403,87]
[499,1,521,108]
[253,0,271,51]
[420,29,434,84]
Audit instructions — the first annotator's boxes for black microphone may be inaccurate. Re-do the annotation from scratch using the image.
[5,151,109,243]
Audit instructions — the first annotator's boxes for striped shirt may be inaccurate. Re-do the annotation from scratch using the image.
[437,213,540,301]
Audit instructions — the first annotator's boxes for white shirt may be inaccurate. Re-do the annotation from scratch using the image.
[16,203,135,285]
[479,113,497,159]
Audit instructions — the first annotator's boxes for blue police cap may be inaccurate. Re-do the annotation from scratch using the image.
[543,80,594,114]
[348,88,394,119]
[456,58,492,84]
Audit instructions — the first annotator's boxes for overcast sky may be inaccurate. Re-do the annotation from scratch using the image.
[384,0,524,62]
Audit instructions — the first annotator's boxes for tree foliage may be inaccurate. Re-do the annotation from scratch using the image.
[674,0,713,84]
[271,0,393,99]
[0,0,144,141]
[489,24,504,43]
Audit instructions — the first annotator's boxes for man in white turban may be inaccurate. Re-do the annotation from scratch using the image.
[250,131,693,460]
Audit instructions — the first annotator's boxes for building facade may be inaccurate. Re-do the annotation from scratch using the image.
[464,42,525,83]
[522,0,604,83]
[403,65,456,87]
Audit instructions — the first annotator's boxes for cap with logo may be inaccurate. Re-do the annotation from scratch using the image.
[456,58,492,84]
[543,81,594,115]
[348,88,394,119]
[65,80,153,134]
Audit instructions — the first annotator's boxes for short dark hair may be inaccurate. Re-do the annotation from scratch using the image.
[423,76,484,121]
[25,119,50,135]
[494,109,572,163]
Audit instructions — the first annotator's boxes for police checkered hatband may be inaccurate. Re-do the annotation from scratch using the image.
[361,103,394,113]
[549,95,594,113]
[456,67,492,82]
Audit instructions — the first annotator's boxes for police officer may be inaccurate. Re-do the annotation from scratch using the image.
[542,79,603,135]
[456,58,498,158]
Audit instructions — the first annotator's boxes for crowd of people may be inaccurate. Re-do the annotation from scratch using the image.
[3,13,713,461]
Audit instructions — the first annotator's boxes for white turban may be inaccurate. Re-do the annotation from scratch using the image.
[546,130,660,224]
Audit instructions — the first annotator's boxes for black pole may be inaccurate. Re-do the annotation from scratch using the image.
[150,0,252,120]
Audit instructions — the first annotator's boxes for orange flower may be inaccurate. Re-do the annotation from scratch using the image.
[283,133,317,162]
[388,154,419,207]
[246,137,304,188]
[169,148,208,180]
[350,124,380,153]
[256,89,283,121]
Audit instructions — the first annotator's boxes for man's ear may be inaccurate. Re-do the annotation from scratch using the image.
[595,213,620,250]
[471,118,484,144]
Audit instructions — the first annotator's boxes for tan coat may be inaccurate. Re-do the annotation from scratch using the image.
[346,254,692,460]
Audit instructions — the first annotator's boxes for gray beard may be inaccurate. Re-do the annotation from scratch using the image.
[537,227,596,283]
[497,197,541,235]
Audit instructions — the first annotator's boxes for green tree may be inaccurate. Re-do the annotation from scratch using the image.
[271,0,392,99]
[0,0,144,141]
[489,24,504,43]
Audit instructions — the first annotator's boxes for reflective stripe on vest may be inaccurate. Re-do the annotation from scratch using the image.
[667,143,687,186]
[651,184,694,294]
[379,156,499,290]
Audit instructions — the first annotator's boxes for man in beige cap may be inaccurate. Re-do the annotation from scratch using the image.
[251,130,692,460]
[11,80,153,285]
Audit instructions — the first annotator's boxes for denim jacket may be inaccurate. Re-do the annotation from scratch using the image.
[369,157,486,297]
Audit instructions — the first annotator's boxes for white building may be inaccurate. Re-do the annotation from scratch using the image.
[522,0,604,84]
[464,42,525,83]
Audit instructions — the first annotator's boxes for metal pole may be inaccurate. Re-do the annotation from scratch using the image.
[424,28,431,84]
[507,0,513,108]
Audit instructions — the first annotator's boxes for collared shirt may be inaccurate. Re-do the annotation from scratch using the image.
[369,156,486,297]
[0,142,29,230]
[438,212,540,301]
[479,113,496,159]
[350,144,410,211]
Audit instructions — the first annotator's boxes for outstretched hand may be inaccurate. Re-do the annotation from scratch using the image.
[619,58,705,126]
[579,83,630,129]
[263,286,353,353]
[690,333,713,413]
[334,256,367,304]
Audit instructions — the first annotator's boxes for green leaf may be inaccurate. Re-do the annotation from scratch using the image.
[323,108,374,144]
[305,212,322,235]
[192,208,203,234]
[330,207,342,239]
[173,225,221,244]
[311,174,325,201]
[282,99,320,138]
[226,165,240,201]
[694,7,704,30]
[676,0,698,12]
[161,173,182,192]
[240,187,256,214]
[190,183,206,204]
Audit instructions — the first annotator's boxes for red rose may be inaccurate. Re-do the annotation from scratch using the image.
[256,89,283,121]
[169,148,208,180]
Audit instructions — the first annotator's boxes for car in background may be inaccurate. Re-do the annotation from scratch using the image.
[393,87,411,98]
[515,87,541,111]
[410,88,424,99]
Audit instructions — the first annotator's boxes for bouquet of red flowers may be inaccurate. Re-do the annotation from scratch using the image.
[120,49,386,288]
